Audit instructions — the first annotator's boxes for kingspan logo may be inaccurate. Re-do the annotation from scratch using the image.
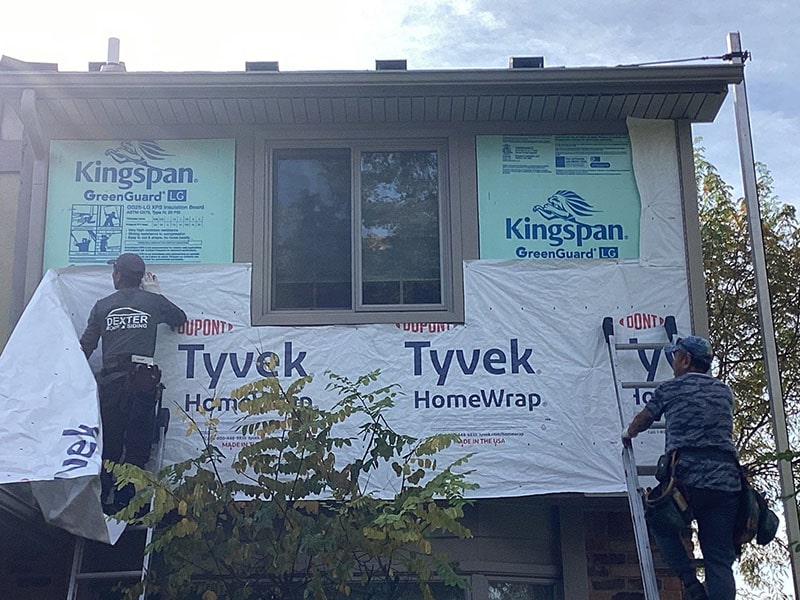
[505,190,625,248]
[75,141,195,190]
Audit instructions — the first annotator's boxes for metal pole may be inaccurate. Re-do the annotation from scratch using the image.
[727,31,800,597]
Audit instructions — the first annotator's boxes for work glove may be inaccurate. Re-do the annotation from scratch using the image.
[141,272,162,294]
[621,427,634,447]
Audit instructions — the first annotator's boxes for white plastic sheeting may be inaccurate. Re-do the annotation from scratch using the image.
[0,118,692,541]
[0,270,114,541]
[0,259,689,539]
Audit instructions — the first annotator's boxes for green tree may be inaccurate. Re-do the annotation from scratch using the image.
[112,370,475,600]
[696,142,800,596]
[360,151,442,304]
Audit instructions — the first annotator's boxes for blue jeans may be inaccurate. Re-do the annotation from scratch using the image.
[650,486,739,600]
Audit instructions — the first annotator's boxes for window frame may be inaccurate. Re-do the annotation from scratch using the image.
[252,137,461,326]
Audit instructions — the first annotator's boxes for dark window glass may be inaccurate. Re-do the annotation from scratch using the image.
[272,149,352,310]
[488,582,555,600]
[360,151,441,306]
[338,581,464,600]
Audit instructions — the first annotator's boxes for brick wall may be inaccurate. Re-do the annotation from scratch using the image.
[585,509,685,600]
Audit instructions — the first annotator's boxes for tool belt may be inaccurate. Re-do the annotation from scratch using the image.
[735,465,779,546]
[128,362,162,394]
[644,451,692,532]
[102,354,161,393]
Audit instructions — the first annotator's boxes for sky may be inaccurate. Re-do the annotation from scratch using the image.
[2,0,797,209]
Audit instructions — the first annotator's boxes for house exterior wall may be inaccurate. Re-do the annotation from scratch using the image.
[585,506,684,600]
[0,101,22,348]
[0,171,18,349]
[0,66,729,599]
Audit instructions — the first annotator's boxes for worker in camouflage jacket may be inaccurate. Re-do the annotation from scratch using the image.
[623,336,740,600]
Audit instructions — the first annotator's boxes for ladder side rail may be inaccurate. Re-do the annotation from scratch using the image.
[602,319,628,429]
[66,536,86,600]
[623,445,660,599]
[139,405,170,600]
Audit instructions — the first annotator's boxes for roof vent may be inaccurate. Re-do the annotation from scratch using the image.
[0,55,58,72]
[246,61,280,72]
[376,59,407,71]
[509,56,544,69]
[99,38,126,72]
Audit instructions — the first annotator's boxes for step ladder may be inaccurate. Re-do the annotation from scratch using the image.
[66,402,170,600]
[602,315,677,600]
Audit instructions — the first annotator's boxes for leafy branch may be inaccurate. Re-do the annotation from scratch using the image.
[111,369,476,600]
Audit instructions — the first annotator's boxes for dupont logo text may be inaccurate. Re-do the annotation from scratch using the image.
[618,312,665,331]
[178,318,235,337]
[396,323,457,334]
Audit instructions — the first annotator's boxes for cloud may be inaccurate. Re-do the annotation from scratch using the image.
[1,0,797,209]
[696,106,800,208]
[396,0,799,208]
[750,109,800,206]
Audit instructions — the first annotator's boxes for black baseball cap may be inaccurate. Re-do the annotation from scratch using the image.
[110,253,145,274]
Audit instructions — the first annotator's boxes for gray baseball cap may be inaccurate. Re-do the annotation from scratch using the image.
[664,335,713,363]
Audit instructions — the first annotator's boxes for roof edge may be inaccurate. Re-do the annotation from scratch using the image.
[0,63,744,92]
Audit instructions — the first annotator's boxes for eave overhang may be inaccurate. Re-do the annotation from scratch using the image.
[0,64,743,130]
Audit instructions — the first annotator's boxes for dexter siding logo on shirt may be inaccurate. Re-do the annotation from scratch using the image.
[105,307,151,331]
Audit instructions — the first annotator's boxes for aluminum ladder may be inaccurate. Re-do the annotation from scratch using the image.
[602,315,677,600]
[66,404,170,600]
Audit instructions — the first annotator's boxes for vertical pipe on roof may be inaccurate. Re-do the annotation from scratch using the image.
[107,38,120,64]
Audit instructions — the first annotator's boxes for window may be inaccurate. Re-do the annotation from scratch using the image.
[488,581,556,600]
[271,148,352,310]
[254,141,460,326]
[337,582,465,600]
[360,150,442,307]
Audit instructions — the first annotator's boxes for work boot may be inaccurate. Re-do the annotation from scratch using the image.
[102,502,122,516]
[113,482,135,509]
[684,580,708,600]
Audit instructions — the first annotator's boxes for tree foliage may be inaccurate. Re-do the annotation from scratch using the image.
[360,150,441,284]
[696,141,800,596]
[111,370,475,600]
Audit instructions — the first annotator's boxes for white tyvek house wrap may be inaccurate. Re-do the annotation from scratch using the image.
[0,270,113,541]
[0,270,99,482]
[629,118,687,269]
[0,118,693,541]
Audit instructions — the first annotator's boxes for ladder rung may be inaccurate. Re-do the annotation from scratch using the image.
[637,466,657,476]
[615,342,668,351]
[76,570,142,580]
[621,381,662,389]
